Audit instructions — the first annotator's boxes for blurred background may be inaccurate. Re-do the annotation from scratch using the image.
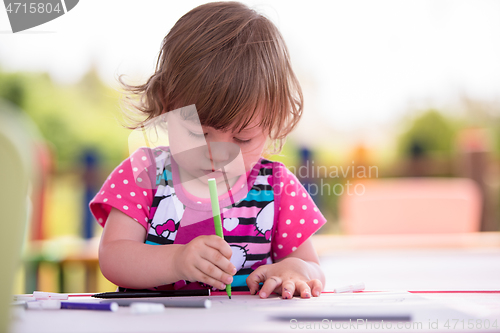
[1,0,499,294]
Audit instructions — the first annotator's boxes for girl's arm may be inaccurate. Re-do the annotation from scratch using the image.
[99,208,236,290]
[246,238,325,299]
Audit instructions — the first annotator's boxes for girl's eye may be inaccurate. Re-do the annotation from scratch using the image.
[234,137,251,144]
[188,131,206,139]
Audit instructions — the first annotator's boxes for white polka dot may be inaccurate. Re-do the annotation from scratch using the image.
[286,219,291,225]
[147,206,150,210]
[123,179,129,184]
[123,205,129,210]
[137,204,142,209]
[117,194,122,199]
[241,184,245,189]
[280,182,284,187]
[292,247,297,251]
[137,178,142,182]
[279,207,281,211]
[300,219,305,224]
[130,192,135,196]
[100,191,105,195]
[141,156,147,161]
[133,167,138,172]
[143,191,147,196]
[302,193,307,198]
[131,157,134,161]
[290,180,295,185]
[313,207,318,212]
[313,219,318,224]
[289,205,294,211]
[98,218,103,223]
[103,198,108,202]
[274,252,277,257]
[282,233,287,238]
[134,218,138,221]
[297,233,302,238]
[291,192,296,197]
[278,244,283,249]
[145,167,148,171]
[119,169,123,173]
[302,205,307,210]
[197,201,202,204]
[145,217,148,222]
[111,184,115,188]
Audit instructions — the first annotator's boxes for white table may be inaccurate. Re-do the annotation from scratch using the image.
[11,247,500,333]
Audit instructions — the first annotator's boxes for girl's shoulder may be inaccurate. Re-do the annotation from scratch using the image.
[127,146,171,188]
[89,146,169,229]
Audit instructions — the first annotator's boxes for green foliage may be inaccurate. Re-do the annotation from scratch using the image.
[493,121,500,157]
[397,109,457,157]
[0,69,131,171]
[0,72,26,108]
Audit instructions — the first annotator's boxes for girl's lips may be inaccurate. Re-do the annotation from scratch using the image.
[202,169,225,177]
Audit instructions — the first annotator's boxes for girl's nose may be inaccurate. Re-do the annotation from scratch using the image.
[205,141,240,166]
[206,141,230,162]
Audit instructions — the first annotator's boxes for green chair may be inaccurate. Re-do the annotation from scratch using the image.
[0,100,33,333]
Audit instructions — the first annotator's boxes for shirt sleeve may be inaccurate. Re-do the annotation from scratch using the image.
[271,162,327,261]
[89,148,156,230]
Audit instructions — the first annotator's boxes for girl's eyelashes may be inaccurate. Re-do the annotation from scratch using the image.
[187,129,252,144]
[188,131,206,139]
[234,137,252,144]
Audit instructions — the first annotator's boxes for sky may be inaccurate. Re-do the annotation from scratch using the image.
[1,0,500,148]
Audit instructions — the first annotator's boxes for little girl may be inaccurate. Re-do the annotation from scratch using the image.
[90,1,326,299]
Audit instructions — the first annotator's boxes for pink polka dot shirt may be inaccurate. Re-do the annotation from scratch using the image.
[90,148,326,263]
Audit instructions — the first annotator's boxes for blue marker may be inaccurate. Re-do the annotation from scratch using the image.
[26,300,118,312]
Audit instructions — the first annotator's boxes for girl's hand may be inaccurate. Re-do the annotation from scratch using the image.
[173,235,237,290]
[246,257,323,299]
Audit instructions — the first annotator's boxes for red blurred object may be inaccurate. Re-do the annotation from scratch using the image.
[340,178,482,235]
[30,141,53,241]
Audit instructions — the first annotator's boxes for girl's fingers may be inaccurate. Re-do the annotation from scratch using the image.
[204,235,233,260]
[281,280,295,299]
[259,276,282,299]
[194,267,228,290]
[295,280,311,298]
[200,245,236,276]
[308,279,323,297]
[246,267,265,295]
[195,252,234,286]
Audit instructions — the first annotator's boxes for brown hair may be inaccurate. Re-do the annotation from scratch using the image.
[120,1,303,153]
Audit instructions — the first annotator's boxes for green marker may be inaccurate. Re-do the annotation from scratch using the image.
[208,178,232,299]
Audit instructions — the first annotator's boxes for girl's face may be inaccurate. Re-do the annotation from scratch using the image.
[167,109,268,194]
